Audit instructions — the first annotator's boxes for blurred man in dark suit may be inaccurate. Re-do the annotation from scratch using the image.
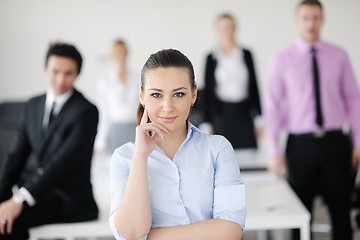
[0,42,99,239]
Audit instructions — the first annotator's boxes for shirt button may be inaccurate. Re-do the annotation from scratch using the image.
[37,168,44,175]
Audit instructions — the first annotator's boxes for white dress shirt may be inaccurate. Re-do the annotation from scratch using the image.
[214,47,249,102]
[95,69,139,151]
[43,88,73,129]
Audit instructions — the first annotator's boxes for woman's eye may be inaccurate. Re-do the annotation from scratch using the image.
[174,92,185,97]
[151,93,161,98]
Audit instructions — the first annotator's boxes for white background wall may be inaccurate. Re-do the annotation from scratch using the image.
[1,0,360,104]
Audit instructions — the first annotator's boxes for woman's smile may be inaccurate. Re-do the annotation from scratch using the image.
[159,116,177,123]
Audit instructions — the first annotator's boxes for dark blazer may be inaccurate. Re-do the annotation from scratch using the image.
[203,48,261,123]
[0,89,99,222]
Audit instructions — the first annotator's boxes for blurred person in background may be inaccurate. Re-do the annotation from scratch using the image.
[265,1,360,239]
[95,39,139,154]
[201,13,263,161]
[0,42,98,239]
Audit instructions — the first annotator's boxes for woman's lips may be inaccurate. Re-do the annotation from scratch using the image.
[160,117,177,123]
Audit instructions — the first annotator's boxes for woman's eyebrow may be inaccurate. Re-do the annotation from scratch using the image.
[148,88,163,92]
[172,87,188,92]
[148,87,188,92]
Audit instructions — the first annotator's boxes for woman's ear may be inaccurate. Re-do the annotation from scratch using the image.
[139,86,145,106]
[192,85,198,103]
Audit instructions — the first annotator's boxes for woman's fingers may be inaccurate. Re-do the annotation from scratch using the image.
[139,107,170,136]
[140,106,149,125]
[141,123,168,140]
[140,107,155,137]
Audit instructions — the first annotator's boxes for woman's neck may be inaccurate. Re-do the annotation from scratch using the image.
[116,65,127,84]
[220,42,236,54]
[157,126,188,160]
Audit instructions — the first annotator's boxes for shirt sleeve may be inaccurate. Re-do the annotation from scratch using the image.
[108,144,148,240]
[12,187,36,206]
[264,54,287,157]
[109,212,147,240]
[212,136,246,230]
[340,51,360,147]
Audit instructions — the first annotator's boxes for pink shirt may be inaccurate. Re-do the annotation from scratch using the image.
[265,38,360,157]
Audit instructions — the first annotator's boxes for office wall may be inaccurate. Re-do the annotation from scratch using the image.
[0,0,359,103]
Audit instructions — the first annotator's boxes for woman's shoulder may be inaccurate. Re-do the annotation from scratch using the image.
[191,125,232,149]
[241,47,254,58]
[205,50,217,62]
[190,128,235,165]
[111,142,135,166]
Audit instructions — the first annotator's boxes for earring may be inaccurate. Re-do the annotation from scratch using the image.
[191,102,194,107]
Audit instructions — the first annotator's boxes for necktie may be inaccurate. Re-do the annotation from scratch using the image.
[311,47,323,127]
[48,102,56,129]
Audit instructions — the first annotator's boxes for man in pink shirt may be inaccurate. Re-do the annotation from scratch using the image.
[265,1,360,239]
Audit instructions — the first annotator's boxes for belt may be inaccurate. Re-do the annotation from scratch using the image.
[289,129,344,138]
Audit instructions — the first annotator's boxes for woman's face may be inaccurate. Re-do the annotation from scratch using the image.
[216,17,236,46]
[140,67,196,134]
[112,43,127,67]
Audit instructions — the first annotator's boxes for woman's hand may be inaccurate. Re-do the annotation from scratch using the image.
[134,107,170,158]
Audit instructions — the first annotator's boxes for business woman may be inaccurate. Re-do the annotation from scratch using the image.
[109,49,245,240]
[202,13,262,155]
[95,39,139,154]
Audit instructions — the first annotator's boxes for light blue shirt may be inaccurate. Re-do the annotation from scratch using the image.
[109,123,246,239]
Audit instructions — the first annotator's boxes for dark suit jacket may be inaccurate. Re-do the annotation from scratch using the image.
[0,89,99,222]
[203,48,261,123]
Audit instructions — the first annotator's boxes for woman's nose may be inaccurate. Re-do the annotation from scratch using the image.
[162,97,174,112]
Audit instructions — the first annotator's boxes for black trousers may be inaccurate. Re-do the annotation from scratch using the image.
[0,194,63,240]
[286,131,355,240]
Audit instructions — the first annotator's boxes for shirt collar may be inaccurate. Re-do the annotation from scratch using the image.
[186,122,200,141]
[213,46,242,61]
[46,88,74,110]
[153,122,199,156]
[159,122,199,148]
[296,38,324,54]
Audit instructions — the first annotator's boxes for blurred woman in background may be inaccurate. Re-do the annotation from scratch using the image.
[201,13,263,160]
[95,39,139,154]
